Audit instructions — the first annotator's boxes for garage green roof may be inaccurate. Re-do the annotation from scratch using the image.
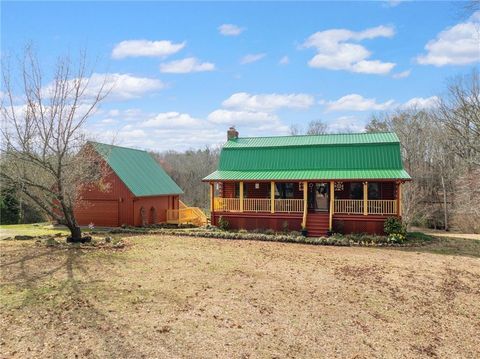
[203,132,411,181]
[90,142,183,196]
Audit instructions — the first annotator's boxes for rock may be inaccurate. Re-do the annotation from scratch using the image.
[104,236,112,243]
[14,235,34,240]
[81,236,92,243]
[45,238,59,247]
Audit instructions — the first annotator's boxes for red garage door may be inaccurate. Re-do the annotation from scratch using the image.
[75,200,119,227]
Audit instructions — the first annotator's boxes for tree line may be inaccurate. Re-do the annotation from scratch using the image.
[365,70,479,232]
[1,47,478,235]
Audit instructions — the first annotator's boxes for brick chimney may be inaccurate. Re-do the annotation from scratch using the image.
[227,126,239,141]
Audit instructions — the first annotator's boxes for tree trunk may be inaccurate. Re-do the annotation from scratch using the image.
[67,225,82,242]
[441,175,449,231]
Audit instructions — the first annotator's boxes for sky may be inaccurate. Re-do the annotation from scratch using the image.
[2,1,479,151]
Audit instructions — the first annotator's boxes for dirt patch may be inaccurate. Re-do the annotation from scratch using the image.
[1,235,479,358]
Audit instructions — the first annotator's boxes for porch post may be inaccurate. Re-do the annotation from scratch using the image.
[397,182,402,216]
[270,181,275,213]
[210,182,214,212]
[363,181,368,216]
[329,181,334,231]
[302,181,308,228]
[239,181,244,212]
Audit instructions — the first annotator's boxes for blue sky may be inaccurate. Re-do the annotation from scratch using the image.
[2,1,479,151]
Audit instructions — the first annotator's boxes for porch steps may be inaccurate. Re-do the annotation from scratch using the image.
[306,212,329,237]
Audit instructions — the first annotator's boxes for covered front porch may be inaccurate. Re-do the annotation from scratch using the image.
[209,180,403,235]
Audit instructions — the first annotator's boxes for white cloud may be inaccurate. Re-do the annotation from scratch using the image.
[142,112,203,128]
[279,56,290,65]
[417,11,480,66]
[42,73,165,101]
[392,69,411,79]
[207,109,278,125]
[302,25,396,74]
[218,24,245,36]
[351,60,396,75]
[324,94,395,112]
[240,53,266,64]
[328,116,366,133]
[111,40,185,59]
[104,73,165,100]
[401,96,438,109]
[207,109,290,135]
[89,109,224,151]
[222,92,314,112]
[106,109,120,117]
[159,57,215,73]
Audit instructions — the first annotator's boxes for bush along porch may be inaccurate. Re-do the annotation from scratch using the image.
[203,127,411,237]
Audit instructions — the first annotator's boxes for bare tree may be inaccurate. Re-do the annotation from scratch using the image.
[366,110,450,229]
[1,46,110,241]
[289,124,301,136]
[436,69,480,169]
[306,120,328,135]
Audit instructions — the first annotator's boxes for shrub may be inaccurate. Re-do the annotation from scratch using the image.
[384,217,407,243]
[387,233,406,243]
[218,216,229,231]
[332,220,345,234]
[384,217,406,236]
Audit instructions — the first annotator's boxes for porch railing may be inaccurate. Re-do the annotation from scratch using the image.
[244,198,271,212]
[166,207,208,226]
[334,199,364,214]
[334,199,398,215]
[214,197,397,215]
[214,197,241,212]
[213,197,303,213]
[367,200,397,215]
[274,199,304,213]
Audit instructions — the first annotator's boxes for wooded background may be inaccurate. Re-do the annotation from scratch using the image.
[2,69,478,233]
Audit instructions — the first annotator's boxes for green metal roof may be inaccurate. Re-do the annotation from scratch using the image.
[91,142,183,196]
[204,169,411,181]
[224,132,400,148]
[204,132,411,181]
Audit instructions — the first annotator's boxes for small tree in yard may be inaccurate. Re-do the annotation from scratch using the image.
[0,46,110,241]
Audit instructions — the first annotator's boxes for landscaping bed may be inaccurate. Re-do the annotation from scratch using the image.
[105,225,431,247]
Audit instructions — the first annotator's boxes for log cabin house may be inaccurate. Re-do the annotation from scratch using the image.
[203,128,411,236]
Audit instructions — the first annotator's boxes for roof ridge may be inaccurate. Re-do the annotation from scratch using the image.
[88,141,148,153]
[224,142,399,149]
[234,131,396,140]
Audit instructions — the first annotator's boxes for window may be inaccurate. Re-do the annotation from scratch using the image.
[234,182,248,198]
[275,183,295,199]
[349,182,363,199]
[368,183,380,200]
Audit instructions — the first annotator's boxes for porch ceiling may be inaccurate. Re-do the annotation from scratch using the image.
[203,169,411,181]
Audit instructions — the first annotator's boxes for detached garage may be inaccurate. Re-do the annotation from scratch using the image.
[74,142,183,227]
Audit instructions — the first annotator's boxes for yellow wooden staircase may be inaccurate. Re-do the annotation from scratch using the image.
[166,200,208,226]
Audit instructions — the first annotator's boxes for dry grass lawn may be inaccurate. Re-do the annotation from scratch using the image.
[1,235,479,358]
